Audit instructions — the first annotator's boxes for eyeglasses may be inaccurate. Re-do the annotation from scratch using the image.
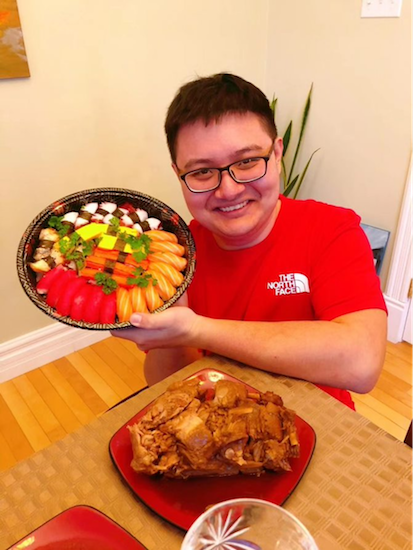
[178,142,275,193]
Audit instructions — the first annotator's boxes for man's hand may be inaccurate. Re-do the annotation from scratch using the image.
[112,293,387,393]
[112,293,199,352]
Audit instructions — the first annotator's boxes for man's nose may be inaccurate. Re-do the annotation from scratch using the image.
[214,169,245,199]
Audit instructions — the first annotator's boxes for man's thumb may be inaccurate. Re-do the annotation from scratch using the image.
[130,312,151,328]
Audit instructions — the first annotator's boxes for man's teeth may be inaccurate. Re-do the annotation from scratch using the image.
[219,200,248,213]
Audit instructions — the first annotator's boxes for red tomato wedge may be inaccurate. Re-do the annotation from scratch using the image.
[56,276,88,317]
[36,265,65,295]
[46,269,77,309]
[70,283,94,321]
[83,285,106,324]
[100,292,117,324]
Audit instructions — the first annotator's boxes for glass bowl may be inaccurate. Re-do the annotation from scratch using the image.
[181,498,319,550]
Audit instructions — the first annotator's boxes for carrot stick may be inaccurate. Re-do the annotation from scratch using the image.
[144,281,164,312]
[125,258,149,270]
[147,252,187,272]
[79,266,130,288]
[144,230,178,243]
[149,240,185,256]
[150,261,184,287]
[85,256,107,268]
[147,269,176,301]
[94,248,149,269]
[112,263,135,277]
[116,287,133,322]
[111,274,130,287]
[129,286,149,313]
[79,267,104,280]
[85,256,136,277]
[93,249,119,261]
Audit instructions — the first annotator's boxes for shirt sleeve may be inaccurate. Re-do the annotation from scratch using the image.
[309,207,387,321]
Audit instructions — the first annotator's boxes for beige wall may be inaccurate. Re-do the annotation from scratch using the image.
[265,0,411,284]
[2,0,411,344]
[1,0,269,343]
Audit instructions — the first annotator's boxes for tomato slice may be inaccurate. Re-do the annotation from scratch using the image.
[100,292,117,324]
[56,276,87,317]
[46,270,77,309]
[83,285,105,324]
[70,283,94,321]
[36,266,65,295]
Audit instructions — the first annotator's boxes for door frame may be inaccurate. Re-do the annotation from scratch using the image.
[384,155,412,343]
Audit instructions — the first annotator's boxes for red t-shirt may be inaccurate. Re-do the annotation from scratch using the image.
[187,196,387,409]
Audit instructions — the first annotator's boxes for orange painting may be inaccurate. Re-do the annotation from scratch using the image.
[0,0,30,79]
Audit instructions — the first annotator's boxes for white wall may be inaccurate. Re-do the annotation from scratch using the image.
[1,0,269,343]
[265,0,411,285]
[1,0,411,346]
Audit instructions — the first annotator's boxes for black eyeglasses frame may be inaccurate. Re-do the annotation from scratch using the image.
[178,144,275,194]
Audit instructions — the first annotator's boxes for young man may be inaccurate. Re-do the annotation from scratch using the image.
[116,73,387,409]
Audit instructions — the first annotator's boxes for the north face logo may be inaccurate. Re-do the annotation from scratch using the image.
[267,273,310,296]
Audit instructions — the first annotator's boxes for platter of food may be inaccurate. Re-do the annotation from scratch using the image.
[109,369,316,531]
[7,505,148,550]
[16,188,196,330]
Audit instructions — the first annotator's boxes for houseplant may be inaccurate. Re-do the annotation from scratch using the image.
[270,84,320,198]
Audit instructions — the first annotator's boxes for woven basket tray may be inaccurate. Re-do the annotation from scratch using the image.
[16,187,196,330]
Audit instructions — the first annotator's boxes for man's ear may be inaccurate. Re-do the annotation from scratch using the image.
[274,136,284,162]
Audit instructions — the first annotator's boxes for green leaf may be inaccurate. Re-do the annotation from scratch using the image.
[282,121,292,157]
[283,174,299,197]
[292,148,320,199]
[124,233,151,262]
[270,95,277,117]
[109,217,121,232]
[281,158,288,186]
[48,215,70,237]
[286,83,313,186]
[58,231,93,271]
[94,272,118,294]
[127,267,157,288]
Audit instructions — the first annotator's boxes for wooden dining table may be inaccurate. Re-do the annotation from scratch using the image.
[0,354,411,550]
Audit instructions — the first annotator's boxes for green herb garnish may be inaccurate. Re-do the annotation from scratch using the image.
[127,267,158,288]
[109,217,121,232]
[48,215,70,238]
[94,272,118,294]
[123,233,152,263]
[59,231,94,270]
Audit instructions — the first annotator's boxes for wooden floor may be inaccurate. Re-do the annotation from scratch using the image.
[350,340,412,441]
[0,338,411,472]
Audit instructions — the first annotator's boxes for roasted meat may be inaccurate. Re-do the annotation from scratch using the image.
[128,378,300,479]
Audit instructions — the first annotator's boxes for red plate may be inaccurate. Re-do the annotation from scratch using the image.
[8,505,148,550]
[109,369,316,531]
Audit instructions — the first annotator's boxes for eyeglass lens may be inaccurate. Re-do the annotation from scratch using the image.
[186,157,267,192]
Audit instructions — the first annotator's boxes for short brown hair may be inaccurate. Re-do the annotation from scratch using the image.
[165,73,277,163]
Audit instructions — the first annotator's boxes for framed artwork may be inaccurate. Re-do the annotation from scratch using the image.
[0,0,30,79]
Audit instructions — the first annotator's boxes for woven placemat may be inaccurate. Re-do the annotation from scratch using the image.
[0,355,411,550]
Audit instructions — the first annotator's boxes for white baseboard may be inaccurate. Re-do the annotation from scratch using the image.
[0,324,110,383]
[384,294,410,343]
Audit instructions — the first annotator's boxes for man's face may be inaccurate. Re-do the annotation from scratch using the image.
[173,112,283,250]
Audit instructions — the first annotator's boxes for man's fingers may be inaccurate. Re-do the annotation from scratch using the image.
[174,292,188,307]
[110,307,194,350]
[130,312,153,328]
[110,327,140,340]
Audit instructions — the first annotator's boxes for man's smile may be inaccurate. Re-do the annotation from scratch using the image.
[175,112,283,249]
[217,200,250,213]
